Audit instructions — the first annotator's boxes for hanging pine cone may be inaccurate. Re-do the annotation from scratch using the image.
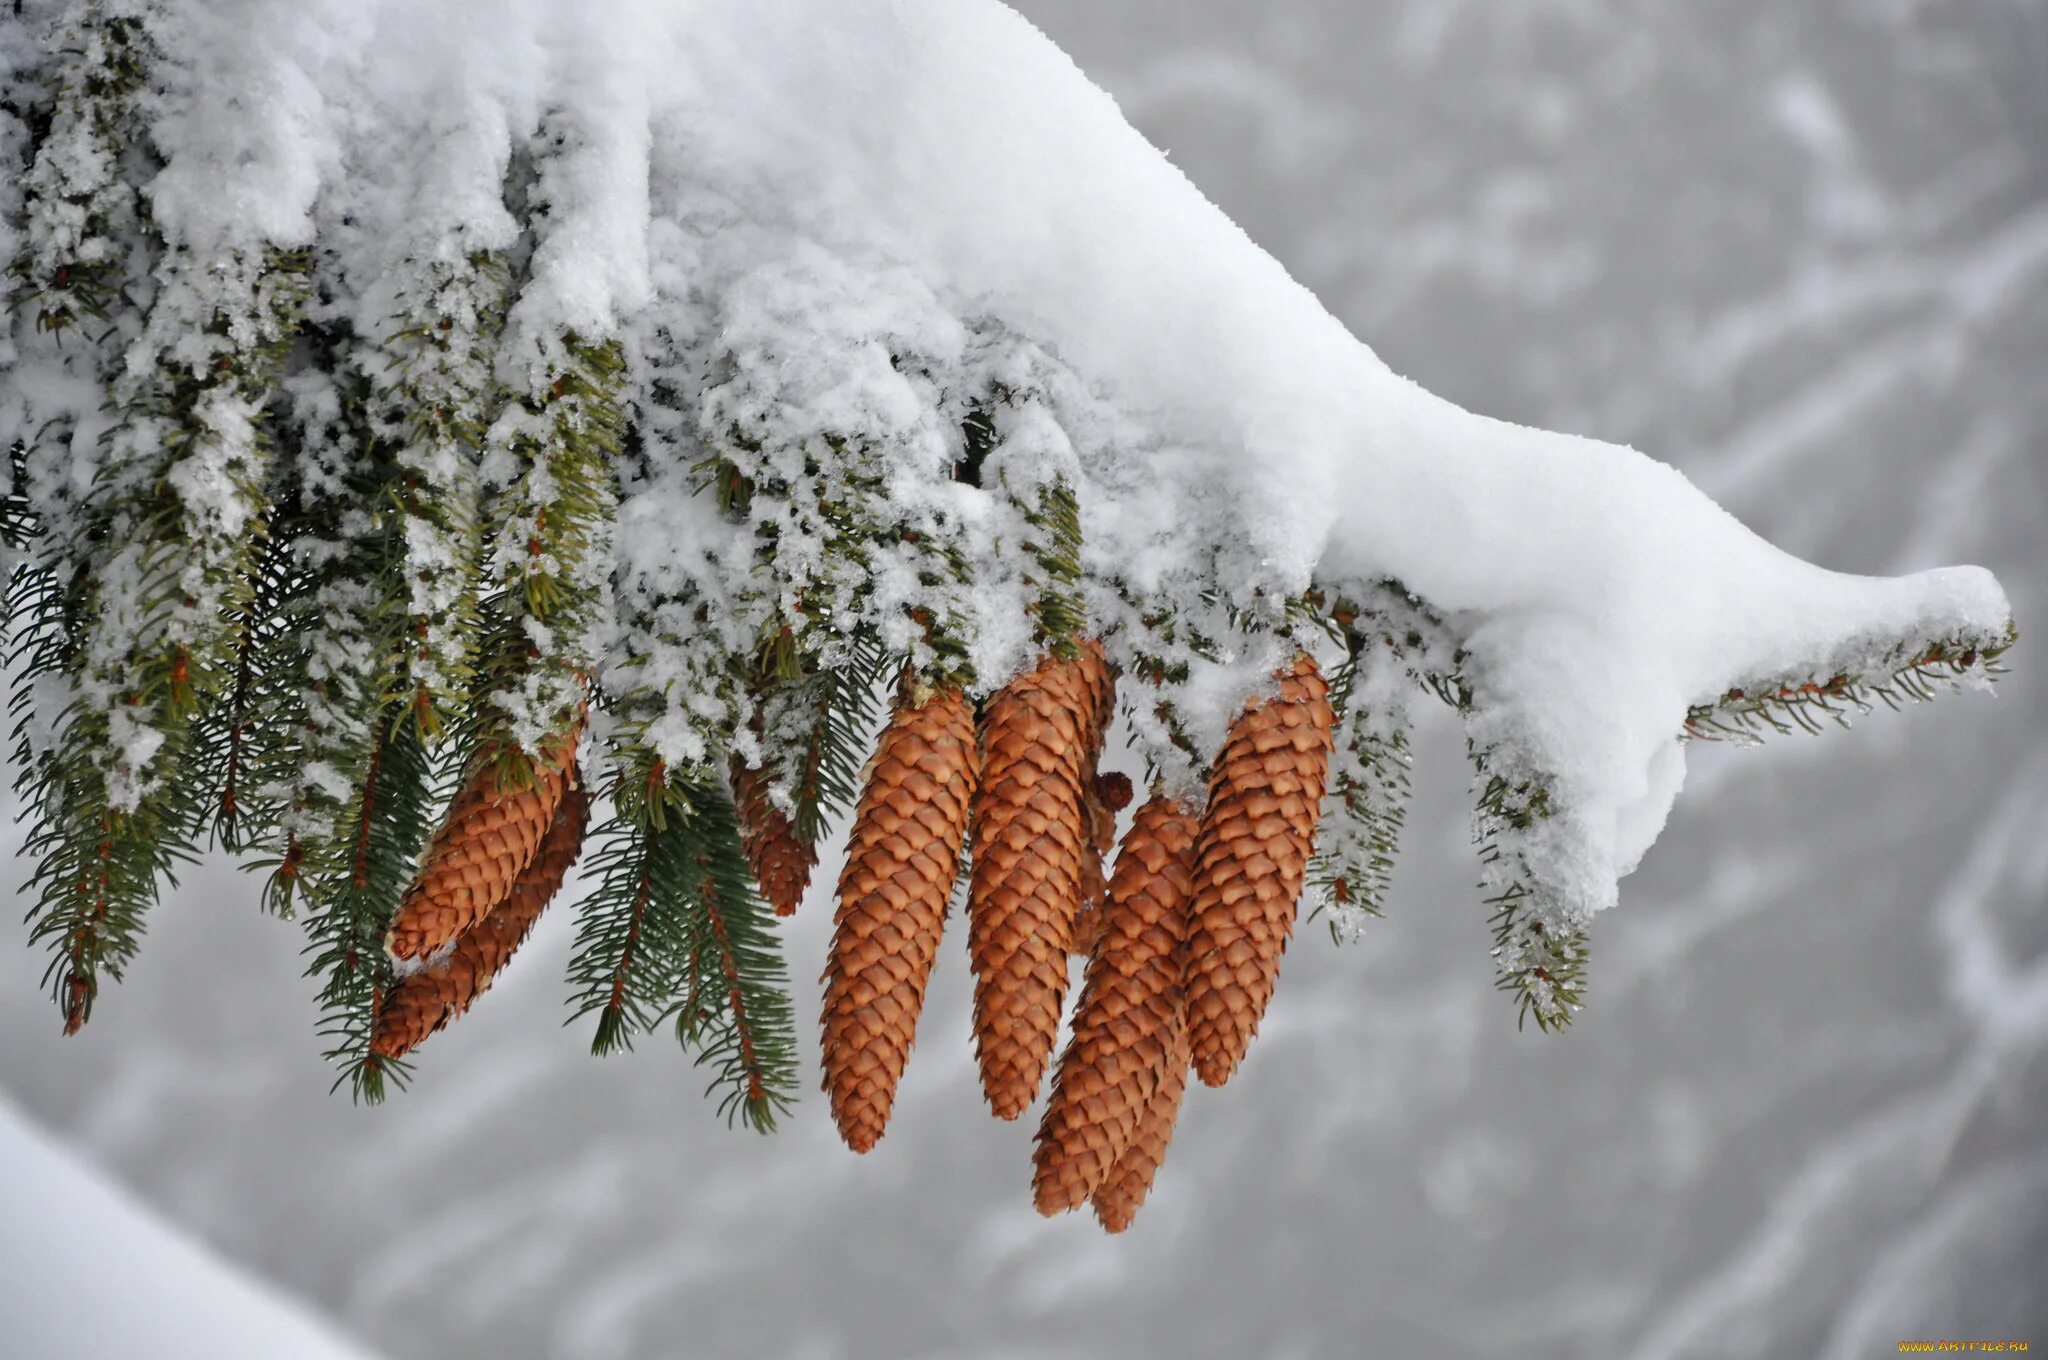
[1185,653,1335,1087]
[821,676,979,1152]
[1091,1004,1192,1234]
[967,641,1111,1119]
[731,755,816,917]
[370,783,591,1060]
[1033,795,1196,1215]
[385,723,582,963]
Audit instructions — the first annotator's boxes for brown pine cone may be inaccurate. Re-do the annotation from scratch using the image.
[370,783,591,1060]
[385,725,582,962]
[1033,796,1197,1215]
[1185,653,1335,1087]
[821,677,979,1153]
[731,755,816,917]
[967,648,1105,1119]
[1091,1006,1193,1234]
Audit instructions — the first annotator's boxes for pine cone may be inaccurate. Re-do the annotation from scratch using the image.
[1033,796,1196,1215]
[370,783,590,1060]
[967,647,1106,1118]
[385,725,581,962]
[731,755,816,917]
[1091,1006,1192,1234]
[1185,653,1335,1087]
[821,677,979,1153]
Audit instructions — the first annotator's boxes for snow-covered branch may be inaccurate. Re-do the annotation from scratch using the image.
[1,0,2012,1078]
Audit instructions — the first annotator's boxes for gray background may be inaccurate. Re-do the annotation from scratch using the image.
[4,2,2045,1356]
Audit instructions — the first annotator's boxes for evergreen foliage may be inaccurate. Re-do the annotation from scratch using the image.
[666,783,799,1133]
[0,2,2014,1131]
[302,715,443,1101]
[475,331,622,772]
[1311,627,1415,942]
[756,642,886,849]
[371,249,510,740]
[569,763,798,1129]
[10,0,149,347]
[568,765,699,1059]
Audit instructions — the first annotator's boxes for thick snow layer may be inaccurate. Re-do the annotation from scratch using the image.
[0,1092,381,1359]
[0,0,2011,931]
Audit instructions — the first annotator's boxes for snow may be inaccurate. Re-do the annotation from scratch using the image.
[1,0,2012,943]
[0,1092,381,1360]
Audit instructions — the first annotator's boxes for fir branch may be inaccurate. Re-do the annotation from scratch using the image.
[475,331,623,764]
[7,0,151,343]
[667,781,799,1133]
[371,249,509,738]
[776,641,886,848]
[567,762,798,1128]
[186,482,299,853]
[296,710,442,1101]
[1682,624,2017,743]
[568,760,693,1055]
[1470,748,1586,1033]
[1308,636,1415,941]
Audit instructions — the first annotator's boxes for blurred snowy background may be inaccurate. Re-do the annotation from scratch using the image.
[4,2,2044,1356]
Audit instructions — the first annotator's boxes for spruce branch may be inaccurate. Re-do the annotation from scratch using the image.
[1469,749,1586,1033]
[10,231,310,1029]
[773,642,886,849]
[253,316,422,915]
[962,388,1087,657]
[475,331,623,765]
[701,316,977,690]
[1308,635,1415,941]
[567,757,797,1127]
[569,759,694,1056]
[186,483,298,854]
[370,248,510,739]
[666,780,799,1133]
[297,711,443,1102]
[1683,623,2017,743]
[8,0,151,344]
[0,5,2016,1136]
